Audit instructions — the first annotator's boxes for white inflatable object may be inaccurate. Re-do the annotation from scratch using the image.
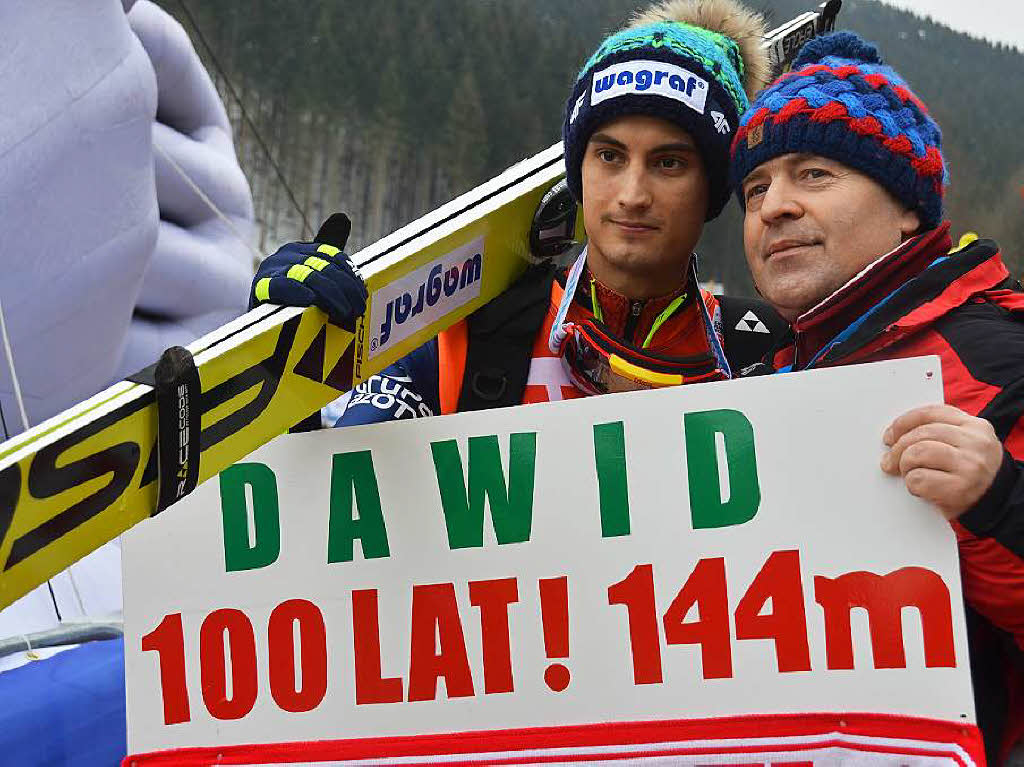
[117,0,254,378]
[0,0,159,433]
[0,0,255,648]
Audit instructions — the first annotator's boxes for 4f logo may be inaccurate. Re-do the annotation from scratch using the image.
[712,111,729,135]
[570,94,585,124]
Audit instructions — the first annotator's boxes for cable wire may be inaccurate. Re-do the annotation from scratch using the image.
[174,0,313,239]
[154,142,264,264]
[47,582,62,622]
[0,294,30,435]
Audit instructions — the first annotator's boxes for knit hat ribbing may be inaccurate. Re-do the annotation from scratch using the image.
[563,1,766,221]
[729,31,947,229]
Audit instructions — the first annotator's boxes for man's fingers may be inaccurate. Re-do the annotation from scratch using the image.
[274,242,320,259]
[324,259,369,304]
[896,440,958,476]
[883,404,972,446]
[882,422,970,473]
[267,278,316,309]
[881,407,1003,520]
[902,467,962,517]
[304,269,363,330]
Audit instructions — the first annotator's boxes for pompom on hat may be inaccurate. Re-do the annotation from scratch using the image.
[562,0,768,221]
[730,31,947,229]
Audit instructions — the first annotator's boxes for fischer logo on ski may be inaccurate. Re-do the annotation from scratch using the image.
[591,60,708,114]
[370,238,484,358]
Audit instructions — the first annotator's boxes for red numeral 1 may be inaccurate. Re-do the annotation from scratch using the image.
[200,609,258,720]
[608,564,663,684]
[268,599,328,712]
[141,613,191,725]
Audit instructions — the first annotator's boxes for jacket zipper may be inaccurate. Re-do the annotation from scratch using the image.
[623,300,643,344]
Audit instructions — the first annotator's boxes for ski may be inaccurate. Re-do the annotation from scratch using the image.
[0,2,841,610]
[0,144,573,609]
[765,0,842,76]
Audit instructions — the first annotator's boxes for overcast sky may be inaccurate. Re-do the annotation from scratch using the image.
[876,0,1024,52]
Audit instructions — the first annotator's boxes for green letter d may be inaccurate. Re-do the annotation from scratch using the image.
[684,409,760,529]
[219,462,281,571]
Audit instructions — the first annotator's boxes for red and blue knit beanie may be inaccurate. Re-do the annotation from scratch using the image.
[729,32,947,229]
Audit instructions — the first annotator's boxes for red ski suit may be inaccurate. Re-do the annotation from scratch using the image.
[766,224,1024,761]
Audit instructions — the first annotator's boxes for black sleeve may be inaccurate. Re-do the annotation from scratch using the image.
[716,295,789,372]
[959,451,1024,560]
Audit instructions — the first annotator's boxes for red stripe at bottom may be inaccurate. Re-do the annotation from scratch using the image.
[124,712,984,766]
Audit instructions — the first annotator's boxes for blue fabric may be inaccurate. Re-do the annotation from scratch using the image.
[333,339,440,426]
[0,638,127,766]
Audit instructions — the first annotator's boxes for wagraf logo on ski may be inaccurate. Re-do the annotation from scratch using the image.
[369,237,484,358]
[590,59,709,115]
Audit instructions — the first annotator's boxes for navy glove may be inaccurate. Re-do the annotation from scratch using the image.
[250,214,368,331]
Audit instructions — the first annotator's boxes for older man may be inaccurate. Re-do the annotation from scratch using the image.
[730,31,1024,763]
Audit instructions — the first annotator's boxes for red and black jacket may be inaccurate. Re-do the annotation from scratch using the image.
[752,223,1024,762]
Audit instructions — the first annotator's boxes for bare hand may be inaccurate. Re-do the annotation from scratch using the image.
[881,404,1004,520]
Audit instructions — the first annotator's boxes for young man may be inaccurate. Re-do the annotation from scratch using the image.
[730,32,1024,762]
[251,0,787,425]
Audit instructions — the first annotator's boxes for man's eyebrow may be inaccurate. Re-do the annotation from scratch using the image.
[588,134,697,153]
[742,168,768,186]
[790,152,820,162]
[589,133,626,149]
[651,141,697,153]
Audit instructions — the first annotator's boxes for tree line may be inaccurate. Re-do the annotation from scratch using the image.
[169,0,1024,293]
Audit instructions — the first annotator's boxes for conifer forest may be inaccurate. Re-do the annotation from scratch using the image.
[172,0,1024,293]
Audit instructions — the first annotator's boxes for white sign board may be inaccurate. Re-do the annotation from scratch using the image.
[123,357,982,765]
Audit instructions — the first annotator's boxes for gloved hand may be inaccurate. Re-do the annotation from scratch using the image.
[250,214,368,331]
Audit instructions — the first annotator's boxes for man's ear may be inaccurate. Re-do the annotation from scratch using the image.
[899,206,922,240]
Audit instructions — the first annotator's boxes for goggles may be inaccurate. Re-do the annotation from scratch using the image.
[549,249,731,396]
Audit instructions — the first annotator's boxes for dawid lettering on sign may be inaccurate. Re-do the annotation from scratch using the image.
[122,357,983,766]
